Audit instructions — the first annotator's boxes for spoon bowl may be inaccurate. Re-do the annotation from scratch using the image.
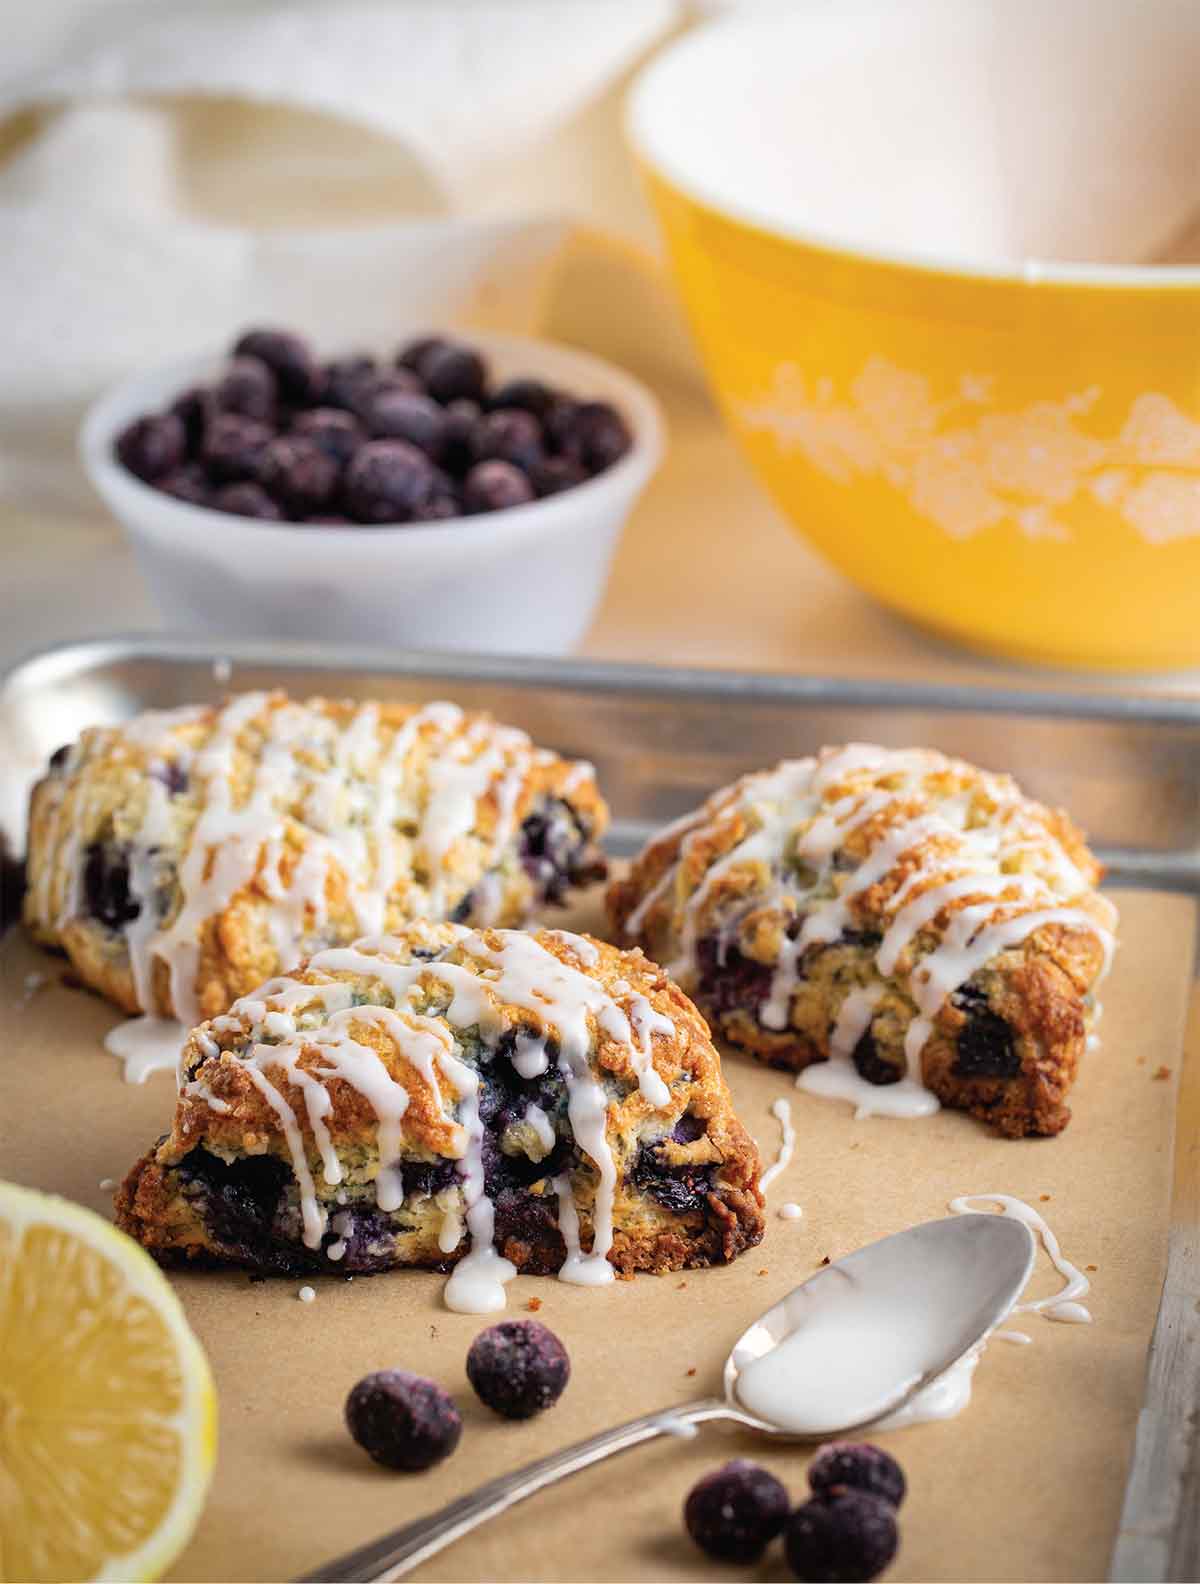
[724,1213,1036,1437]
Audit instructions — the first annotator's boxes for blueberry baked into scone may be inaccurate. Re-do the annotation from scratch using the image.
[24,693,606,1026]
[608,745,1117,1137]
[115,924,765,1294]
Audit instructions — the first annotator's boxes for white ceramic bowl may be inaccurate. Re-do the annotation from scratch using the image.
[80,332,662,655]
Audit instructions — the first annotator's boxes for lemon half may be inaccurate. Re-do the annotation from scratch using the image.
[0,1182,216,1583]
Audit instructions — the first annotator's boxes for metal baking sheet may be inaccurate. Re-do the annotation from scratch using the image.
[4,635,1200,891]
[1,633,1197,1582]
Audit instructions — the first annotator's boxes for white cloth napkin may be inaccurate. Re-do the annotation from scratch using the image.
[0,0,681,508]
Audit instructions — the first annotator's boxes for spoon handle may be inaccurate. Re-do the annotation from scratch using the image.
[297,1395,732,1582]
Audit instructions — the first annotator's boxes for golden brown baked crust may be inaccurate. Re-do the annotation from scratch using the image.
[608,744,1117,1137]
[24,693,607,1024]
[115,923,765,1280]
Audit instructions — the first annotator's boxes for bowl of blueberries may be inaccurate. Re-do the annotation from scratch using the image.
[81,326,662,654]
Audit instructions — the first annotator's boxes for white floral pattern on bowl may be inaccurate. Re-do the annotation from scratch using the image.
[737,358,1200,547]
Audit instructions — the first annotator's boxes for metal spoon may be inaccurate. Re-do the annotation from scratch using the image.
[300,1213,1035,1583]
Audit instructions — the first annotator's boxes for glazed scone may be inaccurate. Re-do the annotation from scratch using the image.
[24,693,607,1024]
[115,924,765,1294]
[608,744,1117,1138]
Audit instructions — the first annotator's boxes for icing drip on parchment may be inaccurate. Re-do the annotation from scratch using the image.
[757,1098,795,1193]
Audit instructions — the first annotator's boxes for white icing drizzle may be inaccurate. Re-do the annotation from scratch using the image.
[184,1080,230,1114]
[437,1191,465,1254]
[418,715,531,915]
[559,759,597,797]
[777,1201,803,1220]
[440,1033,518,1315]
[798,983,939,1120]
[103,1016,189,1085]
[512,1033,549,1078]
[525,1104,557,1155]
[950,1194,1093,1324]
[625,995,673,1108]
[758,1097,795,1193]
[544,930,600,966]
[634,744,1116,1118]
[551,1171,612,1288]
[119,705,208,750]
[876,872,1040,978]
[649,1414,700,1439]
[20,972,46,1004]
[874,1347,981,1430]
[61,694,578,1026]
[198,927,675,1308]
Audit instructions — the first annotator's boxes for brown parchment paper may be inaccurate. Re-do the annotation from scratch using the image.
[1,887,1194,1584]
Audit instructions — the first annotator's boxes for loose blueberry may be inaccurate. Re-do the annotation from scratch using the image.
[257,435,339,515]
[785,1492,899,1582]
[683,1460,790,1563]
[203,413,275,483]
[115,414,186,482]
[212,481,285,520]
[364,389,447,457]
[320,354,379,412]
[469,408,543,472]
[343,440,439,523]
[214,355,278,422]
[344,1370,462,1472]
[462,460,534,514]
[465,1320,570,1419]
[289,407,364,465]
[531,455,588,497]
[233,327,317,402]
[489,377,557,418]
[419,341,487,404]
[808,1444,906,1510]
[157,464,211,506]
[396,334,448,373]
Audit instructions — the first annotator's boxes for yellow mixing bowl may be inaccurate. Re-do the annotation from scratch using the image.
[628,0,1200,671]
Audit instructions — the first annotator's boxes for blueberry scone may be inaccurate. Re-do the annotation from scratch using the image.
[115,924,765,1297]
[24,693,607,1025]
[608,745,1117,1137]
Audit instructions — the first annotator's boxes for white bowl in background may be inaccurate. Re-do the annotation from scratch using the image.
[80,331,662,656]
